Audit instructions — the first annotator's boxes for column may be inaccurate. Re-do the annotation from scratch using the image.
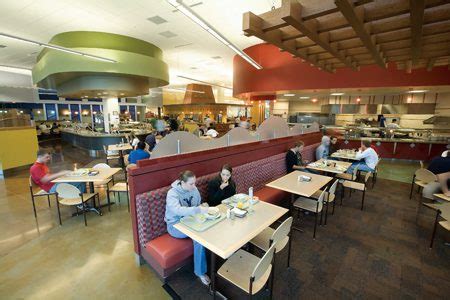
[103,97,120,133]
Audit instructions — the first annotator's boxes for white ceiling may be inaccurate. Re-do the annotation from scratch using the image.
[0,0,282,88]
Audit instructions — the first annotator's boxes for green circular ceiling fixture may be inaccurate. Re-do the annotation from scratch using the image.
[32,31,169,98]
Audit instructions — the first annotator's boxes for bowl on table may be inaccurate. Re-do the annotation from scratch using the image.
[205,207,220,219]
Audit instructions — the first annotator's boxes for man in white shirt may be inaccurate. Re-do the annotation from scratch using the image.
[347,139,379,174]
[206,126,219,138]
[386,119,400,129]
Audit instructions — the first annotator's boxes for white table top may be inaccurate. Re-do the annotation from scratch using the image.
[174,202,288,259]
[306,159,352,174]
[331,151,360,161]
[266,171,333,198]
[51,168,121,183]
[108,143,132,151]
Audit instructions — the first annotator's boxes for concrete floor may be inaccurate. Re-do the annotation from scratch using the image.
[0,142,169,299]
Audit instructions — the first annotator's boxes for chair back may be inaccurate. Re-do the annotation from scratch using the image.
[329,179,338,195]
[93,163,110,169]
[316,188,327,211]
[419,160,424,169]
[124,154,130,166]
[103,145,108,154]
[271,217,293,252]
[28,176,37,188]
[363,172,372,184]
[251,243,276,282]
[415,168,437,183]
[56,183,81,199]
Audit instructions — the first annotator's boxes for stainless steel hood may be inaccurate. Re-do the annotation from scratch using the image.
[423,115,450,125]
[321,103,436,115]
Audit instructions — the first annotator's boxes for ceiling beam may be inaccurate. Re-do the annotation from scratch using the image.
[335,0,386,68]
[243,11,334,72]
[280,0,357,70]
[410,0,426,65]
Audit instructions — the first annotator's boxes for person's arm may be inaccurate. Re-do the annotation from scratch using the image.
[207,180,225,205]
[40,170,70,183]
[355,149,370,160]
[315,147,322,160]
[437,172,450,196]
[166,190,201,217]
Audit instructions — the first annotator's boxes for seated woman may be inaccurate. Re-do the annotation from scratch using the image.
[128,141,150,164]
[207,164,236,206]
[165,170,211,286]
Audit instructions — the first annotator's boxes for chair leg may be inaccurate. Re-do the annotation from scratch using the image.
[325,201,329,225]
[81,197,87,226]
[106,190,111,212]
[127,193,130,212]
[313,212,318,239]
[31,197,37,219]
[56,195,62,225]
[319,207,323,226]
[332,199,336,215]
[409,177,415,199]
[361,190,366,211]
[287,234,292,268]
[430,210,440,249]
[269,260,274,300]
[47,195,51,207]
[340,187,344,206]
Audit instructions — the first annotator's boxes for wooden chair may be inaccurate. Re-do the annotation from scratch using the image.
[427,201,450,248]
[250,216,293,268]
[217,243,276,299]
[102,145,120,165]
[55,183,99,226]
[341,172,371,211]
[310,179,338,225]
[107,166,130,212]
[28,176,57,219]
[409,168,437,199]
[293,189,327,238]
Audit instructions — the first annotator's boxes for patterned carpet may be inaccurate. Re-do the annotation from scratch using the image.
[166,178,450,299]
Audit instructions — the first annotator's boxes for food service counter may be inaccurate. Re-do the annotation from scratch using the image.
[338,137,449,161]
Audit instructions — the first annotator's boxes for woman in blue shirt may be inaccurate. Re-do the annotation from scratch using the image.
[128,141,150,164]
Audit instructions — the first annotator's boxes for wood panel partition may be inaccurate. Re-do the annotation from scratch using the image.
[128,131,322,254]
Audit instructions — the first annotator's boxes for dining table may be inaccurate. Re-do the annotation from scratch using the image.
[52,167,121,215]
[331,149,361,161]
[108,143,132,168]
[174,200,288,299]
[306,158,352,174]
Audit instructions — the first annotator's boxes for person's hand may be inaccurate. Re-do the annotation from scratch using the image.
[445,191,450,197]
[220,181,229,190]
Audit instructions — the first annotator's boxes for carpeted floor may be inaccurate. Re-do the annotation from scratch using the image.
[167,178,450,299]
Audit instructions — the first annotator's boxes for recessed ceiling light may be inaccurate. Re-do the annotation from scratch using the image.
[284,94,295,96]
[299,96,310,99]
[330,93,344,96]
[159,31,177,38]
[407,90,427,93]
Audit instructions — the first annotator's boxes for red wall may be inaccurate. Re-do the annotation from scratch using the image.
[128,132,322,254]
[233,43,450,98]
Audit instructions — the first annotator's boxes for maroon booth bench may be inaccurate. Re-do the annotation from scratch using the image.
[128,134,321,280]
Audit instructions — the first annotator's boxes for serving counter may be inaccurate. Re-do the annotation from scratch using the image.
[61,129,152,153]
[337,137,448,161]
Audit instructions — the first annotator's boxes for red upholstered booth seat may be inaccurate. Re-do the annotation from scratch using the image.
[135,143,319,279]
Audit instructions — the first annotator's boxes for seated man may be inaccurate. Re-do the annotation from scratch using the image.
[128,141,150,164]
[286,141,308,173]
[145,132,156,152]
[206,126,219,138]
[386,118,400,129]
[315,136,330,160]
[30,149,86,193]
[347,140,379,174]
[423,152,450,199]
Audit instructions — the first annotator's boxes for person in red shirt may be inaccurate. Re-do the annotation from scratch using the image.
[30,149,85,193]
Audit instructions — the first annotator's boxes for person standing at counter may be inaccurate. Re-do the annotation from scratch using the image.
[128,141,150,164]
[387,119,400,129]
[316,136,330,160]
[207,164,236,206]
[423,152,450,199]
[30,149,86,193]
[165,170,212,286]
[347,140,379,174]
